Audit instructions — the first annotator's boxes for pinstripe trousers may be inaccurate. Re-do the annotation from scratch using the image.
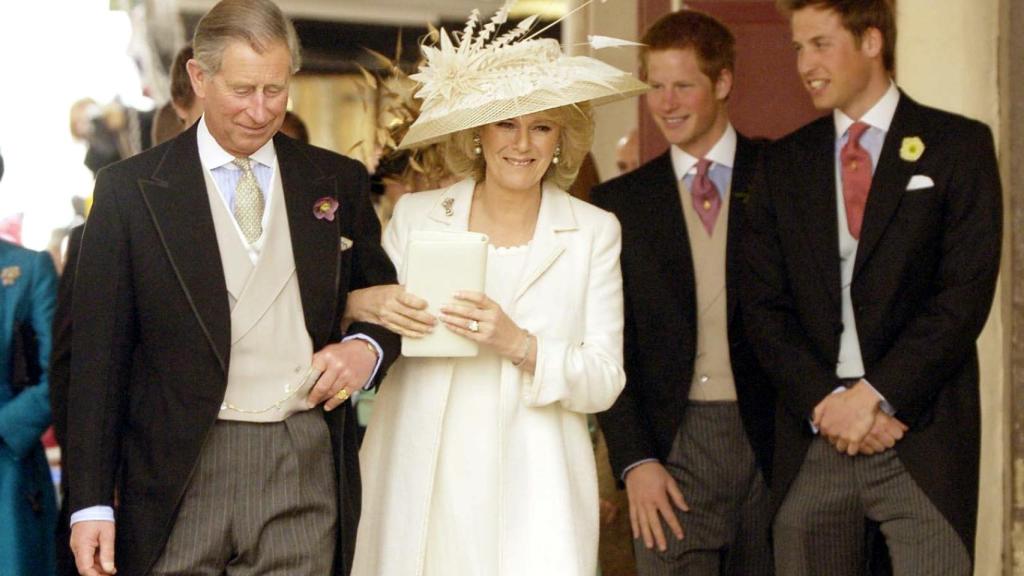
[634,402,773,576]
[150,409,337,575]
[773,437,970,576]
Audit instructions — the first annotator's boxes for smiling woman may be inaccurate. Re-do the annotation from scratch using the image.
[445,103,594,192]
[348,3,647,574]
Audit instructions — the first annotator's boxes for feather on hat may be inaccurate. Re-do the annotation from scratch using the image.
[399,1,649,149]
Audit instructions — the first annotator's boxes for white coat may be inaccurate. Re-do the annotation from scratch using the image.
[353,178,626,576]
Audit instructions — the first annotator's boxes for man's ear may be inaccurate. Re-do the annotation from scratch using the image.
[714,68,734,101]
[860,26,884,60]
[186,59,208,100]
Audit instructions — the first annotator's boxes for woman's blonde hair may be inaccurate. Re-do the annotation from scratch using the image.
[442,103,594,191]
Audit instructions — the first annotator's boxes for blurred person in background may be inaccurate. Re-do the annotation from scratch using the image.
[0,150,60,576]
[280,110,310,142]
[152,44,203,146]
[615,128,639,174]
[49,222,83,576]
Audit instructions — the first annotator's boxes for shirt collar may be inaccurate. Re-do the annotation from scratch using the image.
[196,115,278,171]
[670,123,737,180]
[833,81,900,138]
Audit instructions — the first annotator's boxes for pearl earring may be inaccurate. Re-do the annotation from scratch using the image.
[552,145,562,165]
[473,135,482,156]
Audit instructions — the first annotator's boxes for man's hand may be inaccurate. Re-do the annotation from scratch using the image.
[307,340,378,411]
[813,380,881,455]
[858,413,909,455]
[624,462,689,552]
[343,284,434,337]
[71,520,116,575]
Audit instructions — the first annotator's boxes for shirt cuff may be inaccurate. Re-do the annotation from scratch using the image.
[621,458,658,482]
[861,379,896,416]
[808,381,895,434]
[808,386,847,434]
[70,506,115,526]
[342,334,383,390]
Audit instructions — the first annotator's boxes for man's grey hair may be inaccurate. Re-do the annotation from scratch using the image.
[192,0,302,75]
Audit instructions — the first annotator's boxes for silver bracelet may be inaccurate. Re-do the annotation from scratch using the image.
[512,330,532,367]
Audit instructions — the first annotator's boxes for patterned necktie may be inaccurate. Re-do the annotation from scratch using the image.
[841,122,872,239]
[691,158,721,235]
[232,157,265,244]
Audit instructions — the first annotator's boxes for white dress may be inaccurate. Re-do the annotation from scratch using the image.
[353,181,625,576]
[423,243,529,575]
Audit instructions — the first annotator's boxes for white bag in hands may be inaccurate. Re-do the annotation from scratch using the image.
[401,231,488,357]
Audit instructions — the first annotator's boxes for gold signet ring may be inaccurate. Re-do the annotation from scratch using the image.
[334,389,350,402]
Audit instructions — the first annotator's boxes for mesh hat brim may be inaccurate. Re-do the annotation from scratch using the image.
[399,73,648,149]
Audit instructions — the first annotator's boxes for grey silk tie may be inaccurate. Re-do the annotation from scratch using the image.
[232,157,265,244]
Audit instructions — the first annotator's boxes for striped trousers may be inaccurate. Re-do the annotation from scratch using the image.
[150,409,337,575]
[774,437,970,575]
[634,402,773,576]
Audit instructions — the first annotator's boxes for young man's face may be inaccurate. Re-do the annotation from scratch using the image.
[791,6,884,118]
[644,48,731,158]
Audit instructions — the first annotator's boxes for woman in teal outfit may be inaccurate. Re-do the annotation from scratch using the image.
[0,152,58,575]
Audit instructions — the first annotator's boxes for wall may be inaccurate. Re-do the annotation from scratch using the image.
[896,1,1007,574]
[565,0,640,183]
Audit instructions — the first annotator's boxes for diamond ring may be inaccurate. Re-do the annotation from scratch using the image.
[468,320,480,332]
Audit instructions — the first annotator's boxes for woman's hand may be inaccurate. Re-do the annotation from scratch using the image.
[440,291,530,361]
[343,284,435,338]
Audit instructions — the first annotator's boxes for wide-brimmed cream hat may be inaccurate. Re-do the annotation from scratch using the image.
[398,3,649,149]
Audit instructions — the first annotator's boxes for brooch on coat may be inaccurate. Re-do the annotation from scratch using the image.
[442,197,454,217]
[1,266,20,286]
[314,197,340,221]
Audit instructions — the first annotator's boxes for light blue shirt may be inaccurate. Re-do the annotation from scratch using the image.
[670,123,737,198]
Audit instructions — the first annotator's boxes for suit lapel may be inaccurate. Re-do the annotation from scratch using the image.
[425,179,475,231]
[797,118,842,305]
[138,125,231,372]
[726,135,757,324]
[640,153,695,317]
[276,135,339,349]
[513,182,575,302]
[853,93,923,277]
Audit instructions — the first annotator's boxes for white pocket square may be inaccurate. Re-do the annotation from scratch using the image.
[340,236,354,251]
[906,175,934,190]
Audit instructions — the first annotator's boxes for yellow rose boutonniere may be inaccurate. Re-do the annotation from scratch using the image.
[900,136,925,162]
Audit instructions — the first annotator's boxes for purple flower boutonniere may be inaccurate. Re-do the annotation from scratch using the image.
[314,197,339,221]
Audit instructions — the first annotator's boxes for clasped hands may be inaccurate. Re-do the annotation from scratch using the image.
[812,380,908,456]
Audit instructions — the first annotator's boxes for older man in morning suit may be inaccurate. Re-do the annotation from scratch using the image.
[743,1,1002,574]
[65,1,400,575]
[593,10,774,575]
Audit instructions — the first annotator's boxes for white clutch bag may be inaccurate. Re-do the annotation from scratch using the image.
[401,230,489,357]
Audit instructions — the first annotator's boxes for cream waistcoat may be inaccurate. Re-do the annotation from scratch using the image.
[203,167,315,422]
[678,178,737,401]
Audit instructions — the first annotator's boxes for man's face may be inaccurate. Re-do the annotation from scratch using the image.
[188,40,291,157]
[791,6,882,118]
[644,48,731,157]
